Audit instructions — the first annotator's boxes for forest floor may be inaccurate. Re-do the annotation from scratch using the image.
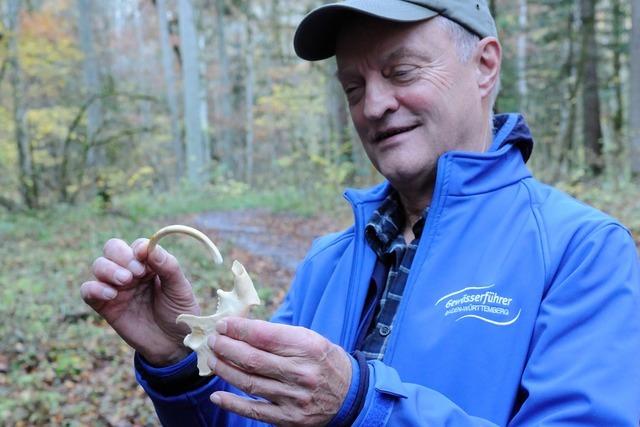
[0,201,351,427]
[0,184,638,426]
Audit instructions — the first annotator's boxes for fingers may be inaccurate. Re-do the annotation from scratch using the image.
[216,317,325,357]
[211,334,296,383]
[103,238,146,277]
[80,280,118,307]
[211,357,298,403]
[91,238,147,290]
[209,321,352,426]
[132,239,190,288]
[92,257,133,286]
[210,392,282,426]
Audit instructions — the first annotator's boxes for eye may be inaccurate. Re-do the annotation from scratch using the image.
[383,64,420,83]
[342,84,364,105]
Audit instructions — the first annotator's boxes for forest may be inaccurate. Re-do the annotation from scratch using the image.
[0,0,639,425]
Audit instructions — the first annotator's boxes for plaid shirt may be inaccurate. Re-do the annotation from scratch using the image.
[360,191,427,360]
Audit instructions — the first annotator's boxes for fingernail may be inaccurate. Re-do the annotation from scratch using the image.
[152,247,166,264]
[215,320,227,334]
[208,335,216,350]
[128,260,145,277]
[207,355,217,372]
[210,393,221,405]
[102,288,117,300]
[115,269,132,285]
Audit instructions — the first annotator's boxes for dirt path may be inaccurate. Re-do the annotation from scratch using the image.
[181,209,350,313]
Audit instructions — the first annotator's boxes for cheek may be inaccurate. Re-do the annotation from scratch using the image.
[396,86,439,115]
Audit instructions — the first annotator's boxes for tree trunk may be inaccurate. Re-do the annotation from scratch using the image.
[77,0,103,171]
[631,0,640,174]
[579,0,603,175]
[325,59,351,158]
[155,0,184,181]
[214,0,234,174]
[198,33,211,165]
[517,0,528,113]
[134,2,152,133]
[6,0,38,208]
[610,0,626,179]
[244,18,255,185]
[178,0,207,185]
[556,12,580,180]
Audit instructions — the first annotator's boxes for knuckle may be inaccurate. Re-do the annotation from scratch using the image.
[296,391,314,409]
[243,352,262,372]
[254,328,273,348]
[230,319,251,342]
[242,377,257,395]
[246,405,262,422]
[164,252,179,269]
[132,238,148,260]
[302,336,324,356]
[297,369,319,389]
[130,238,146,249]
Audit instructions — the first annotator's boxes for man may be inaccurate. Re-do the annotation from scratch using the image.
[81,1,640,425]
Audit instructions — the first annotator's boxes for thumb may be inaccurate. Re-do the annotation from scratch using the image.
[134,239,192,295]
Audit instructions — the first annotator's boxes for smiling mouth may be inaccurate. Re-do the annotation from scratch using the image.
[373,125,419,143]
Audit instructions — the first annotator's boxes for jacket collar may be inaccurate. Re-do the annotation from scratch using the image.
[344,113,534,207]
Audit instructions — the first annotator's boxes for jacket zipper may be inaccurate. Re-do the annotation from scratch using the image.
[381,154,450,364]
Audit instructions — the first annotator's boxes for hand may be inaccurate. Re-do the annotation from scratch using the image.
[80,238,199,366]
[208,317,352,426]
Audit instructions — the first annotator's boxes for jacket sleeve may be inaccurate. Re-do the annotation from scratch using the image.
[508,224,640,425]
[136,348,362,427]
[135,352,270,427]
[134,256,361,427]
[349,224,640,426]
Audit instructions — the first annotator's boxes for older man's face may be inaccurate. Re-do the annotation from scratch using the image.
[336,17,486,190]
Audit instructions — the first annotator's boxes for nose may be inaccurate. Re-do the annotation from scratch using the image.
[362,78,399,121]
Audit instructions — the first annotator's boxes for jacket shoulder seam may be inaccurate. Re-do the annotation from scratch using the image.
[301,229,355,266]
[521,179,550,283]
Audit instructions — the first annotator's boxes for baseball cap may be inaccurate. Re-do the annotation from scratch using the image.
[294,0,497,61]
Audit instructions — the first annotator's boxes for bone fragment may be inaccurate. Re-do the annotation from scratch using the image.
[177,260,261,375]
[147,225,261,376]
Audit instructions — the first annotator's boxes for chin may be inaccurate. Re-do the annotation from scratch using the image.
[383,162,437,186]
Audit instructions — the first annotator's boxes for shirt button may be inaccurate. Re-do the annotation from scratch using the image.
[379,325,391,336]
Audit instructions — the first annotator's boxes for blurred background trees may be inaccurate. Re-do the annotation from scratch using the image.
[0,0,638,211]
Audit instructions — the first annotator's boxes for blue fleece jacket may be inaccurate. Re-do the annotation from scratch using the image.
[136,114,640,426]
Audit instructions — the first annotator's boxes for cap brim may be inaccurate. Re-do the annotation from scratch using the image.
[294,0,439,61]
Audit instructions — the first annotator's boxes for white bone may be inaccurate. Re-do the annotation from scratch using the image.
[148,224,223,265]
[177,260,261,376]
[147,225,261,376]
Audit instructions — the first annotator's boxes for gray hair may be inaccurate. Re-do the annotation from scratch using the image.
[434,16,501,110]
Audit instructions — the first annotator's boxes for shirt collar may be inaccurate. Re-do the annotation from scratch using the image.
[365,189,428,259]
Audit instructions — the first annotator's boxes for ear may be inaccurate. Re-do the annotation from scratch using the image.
[473,37,501,100]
